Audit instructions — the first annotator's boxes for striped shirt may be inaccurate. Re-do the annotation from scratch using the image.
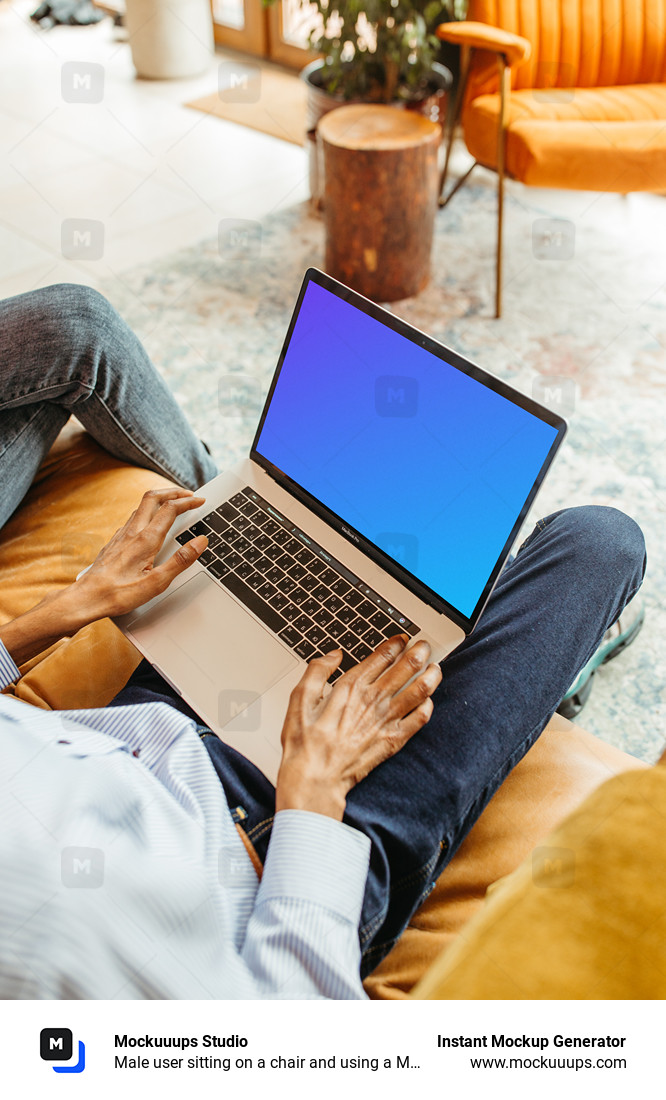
[0,643,370,999]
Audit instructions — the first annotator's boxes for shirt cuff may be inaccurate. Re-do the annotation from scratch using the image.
[0,642,20,689]
[259,809,371,927]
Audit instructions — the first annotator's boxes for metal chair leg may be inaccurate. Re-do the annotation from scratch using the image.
[495,56,510,318]
[439,45,471,206]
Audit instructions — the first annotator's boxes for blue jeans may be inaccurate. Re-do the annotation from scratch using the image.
[5,285,646,977]
[0,283,218,526]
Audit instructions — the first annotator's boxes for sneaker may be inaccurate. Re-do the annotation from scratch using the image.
[556,594,645,720]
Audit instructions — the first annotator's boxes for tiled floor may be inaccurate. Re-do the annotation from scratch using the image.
[0,0,309,299]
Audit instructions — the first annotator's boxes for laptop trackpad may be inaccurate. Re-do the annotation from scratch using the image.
[127,572,299,727]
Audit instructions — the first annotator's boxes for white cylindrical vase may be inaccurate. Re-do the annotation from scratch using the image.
[125,0,214,79]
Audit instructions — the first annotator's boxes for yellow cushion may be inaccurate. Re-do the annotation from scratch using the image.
[363,715,644,998]
[414,765,665,999]
[0,422,173,710]
[464,85,666,189]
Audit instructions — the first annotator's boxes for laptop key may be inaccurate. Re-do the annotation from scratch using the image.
[265,544,284,562]
[330,577,351,597]
[350,641,372,662]
[223,551,243,571]
[279,577,298,596]
[282,603,300,622]
[339,631,358,652]
[294,613,315,635]
[320,568,339,588]
[219,501,238,522]
[269,593,289,612]
[295,637,316,660]
[208,560,229,580]
[301,597,320,618]
[199,549,217,567]
[176,531,194,545]
[344,588,364,608]
[232,534,250,554]
[235,560,254,581]
[191,520,210,538]
[284,538,302,556]
[350,616,369,637]
[205,511,229,535]
[261,518,280,537]
[362,627,384,650]
[301,573,319,593]
[276,553,294,571]
[272,528,291,546]
[327,620,347,640]
[265,566,284,585]
[234,516,252,533]
[238,500,259,518]
[279,625,301,648]
[288,562,307,582]
[312,584,330,604]
[257,581,277,601]
[357,600,377,620]
[326,595,345,615]
[230,492,246,508]
[337,604,356,625]
[339,651,356,673]
[306,625,328,647]
[246,572,264,590]
[313,607,334,628]
[245,523,262,541]
[255,556,273,574]
[369,609,391,631]
[295,547,315,566]
[205,531,221,549]
[291,587,309,605]
[220,572,287,637]
[308,558,326,576]
[254,534,272,552]
[244,545,262,564]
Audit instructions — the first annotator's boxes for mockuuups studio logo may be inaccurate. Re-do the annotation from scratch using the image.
[61,219,105,260]
[61,61,104,103]
[532,374,576,417]
[532,846,575,888]
[40,1028,86,1074]
[377,532,419,572]
[375,375,418,418]
[61,846,104,888]
[218,218,262,262]
[532,217,575,261]
[218,689,261,732]
[218,60,261,103]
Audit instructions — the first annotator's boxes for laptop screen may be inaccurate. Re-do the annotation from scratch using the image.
[253,272,564,628]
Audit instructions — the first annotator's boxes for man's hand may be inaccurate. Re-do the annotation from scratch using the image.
[276,635,442,821]
[70,487,207,621]
[0,488,207,668]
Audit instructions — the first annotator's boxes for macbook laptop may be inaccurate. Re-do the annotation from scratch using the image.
[118,268,566,783]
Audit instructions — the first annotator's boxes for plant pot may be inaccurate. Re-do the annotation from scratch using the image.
[125,0,214,79]
[301,59,452,206]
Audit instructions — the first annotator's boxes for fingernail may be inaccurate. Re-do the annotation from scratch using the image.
[326,648,342,656]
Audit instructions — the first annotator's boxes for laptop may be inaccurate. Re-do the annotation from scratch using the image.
[118,268,566,783]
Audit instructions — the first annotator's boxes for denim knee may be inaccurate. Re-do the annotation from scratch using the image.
[552,504,646,589]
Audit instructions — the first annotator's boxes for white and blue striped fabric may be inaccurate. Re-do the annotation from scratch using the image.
[0,642,370,999]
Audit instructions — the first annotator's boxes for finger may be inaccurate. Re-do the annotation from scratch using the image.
[131,488,204,532]
[375,638,432,697]
[339,633,409,687]
[386,662,442,721]
[295,649,343,706]
[397,696,435,739]
[138,493,207,550]
[148,534,208,591]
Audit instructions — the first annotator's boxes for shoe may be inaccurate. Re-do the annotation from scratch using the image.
[556,594,645,720]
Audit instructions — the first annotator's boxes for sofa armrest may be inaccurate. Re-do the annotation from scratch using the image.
[436,20,532,67]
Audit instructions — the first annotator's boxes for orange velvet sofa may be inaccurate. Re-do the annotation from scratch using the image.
[0,423,644,997]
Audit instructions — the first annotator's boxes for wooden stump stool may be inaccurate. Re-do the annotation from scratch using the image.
[318,104,441,302]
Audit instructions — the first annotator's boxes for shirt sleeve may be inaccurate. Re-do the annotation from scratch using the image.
[0,643,20,689]
[241,809,371,999]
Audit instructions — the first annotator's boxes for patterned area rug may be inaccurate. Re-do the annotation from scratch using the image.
[101,171,666,762]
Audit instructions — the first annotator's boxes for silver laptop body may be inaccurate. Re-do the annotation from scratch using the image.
[118,269,565,783]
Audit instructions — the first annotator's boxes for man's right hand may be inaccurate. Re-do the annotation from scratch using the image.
[275,635,442,821]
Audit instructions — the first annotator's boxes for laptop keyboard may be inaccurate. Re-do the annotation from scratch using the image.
[176,487,420,684]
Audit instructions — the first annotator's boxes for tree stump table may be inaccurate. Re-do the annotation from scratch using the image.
[317,104,441,302]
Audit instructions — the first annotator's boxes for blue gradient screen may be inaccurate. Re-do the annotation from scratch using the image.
[255,281,558,619]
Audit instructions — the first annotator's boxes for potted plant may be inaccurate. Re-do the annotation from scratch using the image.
[266,0,466,199]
